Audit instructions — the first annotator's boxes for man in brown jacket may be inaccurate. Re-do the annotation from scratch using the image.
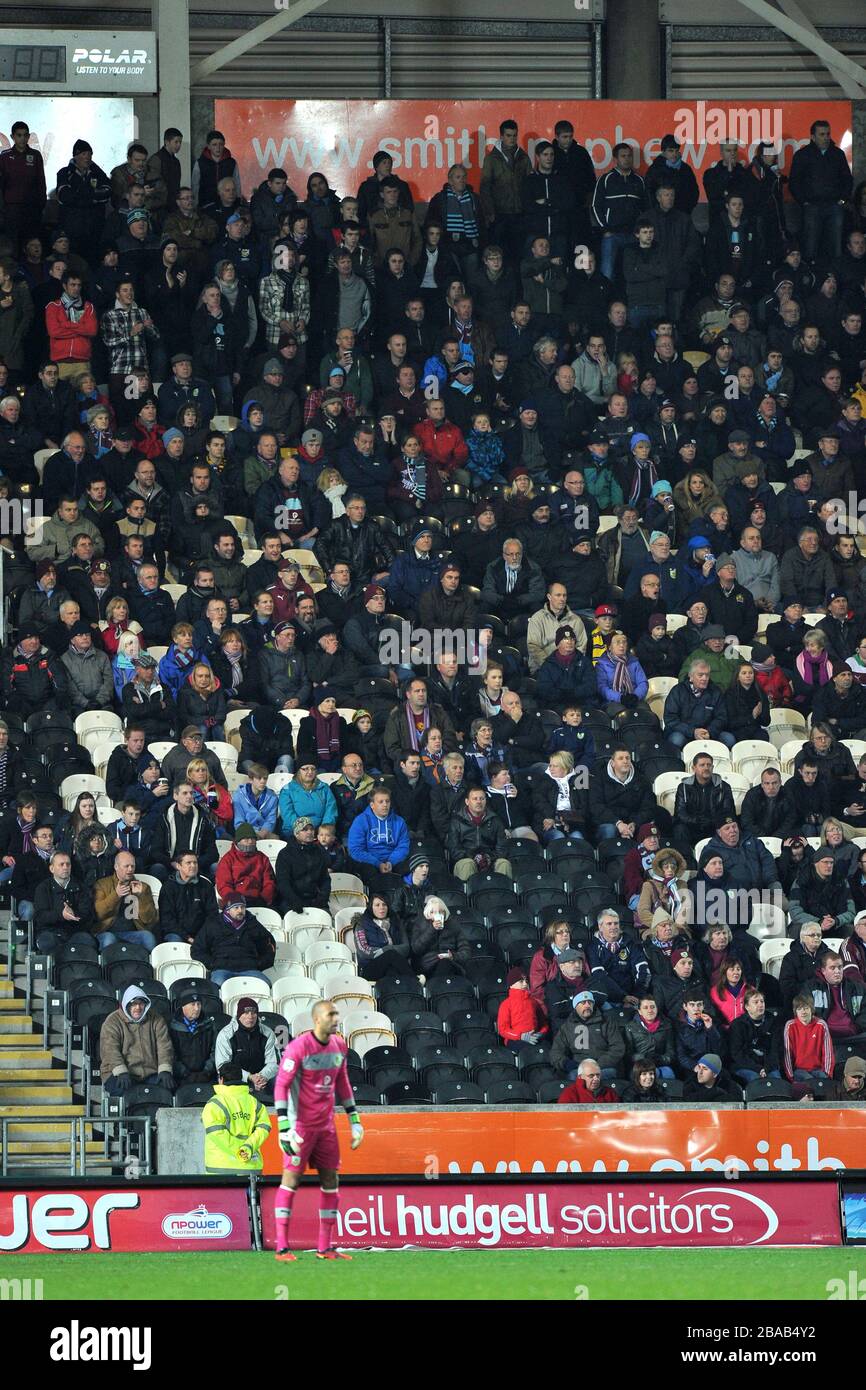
[162,186,218,277]
[100,985,175,1097]
[368,179,421,267]
[93,851,159,951]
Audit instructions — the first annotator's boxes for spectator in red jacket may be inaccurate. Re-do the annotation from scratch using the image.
[414,398,469,483]
[782,994,835,1082]
[45,271,99,386]
[750,642,794,708]
[497,966,548,1051]
[558,1057,618,1104]
[214,823,276,907]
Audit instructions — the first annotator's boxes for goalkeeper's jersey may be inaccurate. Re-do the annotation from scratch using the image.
[274,1030,354,1129]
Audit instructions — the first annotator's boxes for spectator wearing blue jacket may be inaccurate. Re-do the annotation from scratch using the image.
[158,623,210,702]
[671,533,716,609]
[337,425,391,512]
[233,766,279,837]
[663,659,734,750]
[278,759,338,834]
[536,625,597,710]
[595,631,648,709]
[385,524,443,617]
[347,785,410,887]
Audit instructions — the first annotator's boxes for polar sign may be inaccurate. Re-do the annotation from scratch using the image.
[0,30,156,93]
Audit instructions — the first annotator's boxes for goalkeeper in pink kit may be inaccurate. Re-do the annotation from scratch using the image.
[274,998,364,1261]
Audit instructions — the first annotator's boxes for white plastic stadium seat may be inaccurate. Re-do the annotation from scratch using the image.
[219,977,272,1013]
[273,979,320,1016]
[150,942,192,974]
[653,771,687,817]
[135,873,162,902]
[303,941,352,973]
[147,741,176,763]
[75,710,122,745]
[205,740,239,768]
[759,939,792,978]
[256,840,285,868]
[265,961,309,988]
[325,975,374,1011]
[747,902,787,940]
[61,773,106,811]
[778,738,806,776]
[732,740,779,777]
[291,1008,315,1037]
[842,740,866,764]
[159,958,206,990]
[681,739,733,769]
[246,906,283,934]
[343,1010,397,1056]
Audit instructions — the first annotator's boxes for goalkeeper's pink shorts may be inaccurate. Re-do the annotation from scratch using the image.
[283,1122,341,1173]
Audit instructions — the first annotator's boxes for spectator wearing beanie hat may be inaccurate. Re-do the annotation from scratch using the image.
[215,823,276,907]
[497,967,549,1052]
[17,560,71,634]
[682,1052,743,1101]
[749,641,794,706]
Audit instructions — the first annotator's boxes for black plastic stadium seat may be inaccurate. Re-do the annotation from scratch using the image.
[502,937,543,967]
[363,1044,412,1074]
[174,1083,216,1107]
[435,1081,484,1104]
[124,1083,175,1118]
[367,1063,416,1091]
[536,1078,569,1102]
[744,1077,793,1101]
[57,959,102,991]
[473,1060,519,1088]
[485,1080,536,1104]
[383,1082,434,1105]
[350,1084,382,1106]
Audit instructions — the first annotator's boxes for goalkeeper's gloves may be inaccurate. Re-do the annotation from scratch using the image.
[349,1114,364,1150]
[277,1117,302,1155]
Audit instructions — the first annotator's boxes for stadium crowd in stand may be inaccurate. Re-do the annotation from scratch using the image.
[2,114,866,1109]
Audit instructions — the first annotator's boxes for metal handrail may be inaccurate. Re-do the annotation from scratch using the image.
[0,1115,151,1177]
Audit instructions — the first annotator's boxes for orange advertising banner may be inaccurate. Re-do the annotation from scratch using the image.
[262,1108,866,1176]
[215,99,853,207]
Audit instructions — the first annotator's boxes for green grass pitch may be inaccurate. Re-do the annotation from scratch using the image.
[10,1248,866,1300]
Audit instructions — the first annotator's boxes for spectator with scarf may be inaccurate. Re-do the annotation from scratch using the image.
[791,629,838,713]
[636,850,690,931]
[383,676,457,769]
[595,629,648,711]
[621,432,658,513]
[295,687,355,773]
[353,892,412,981]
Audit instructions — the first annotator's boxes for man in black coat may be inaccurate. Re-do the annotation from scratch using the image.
[389,752,433,839]
[314,494,398,585]
[672,753,736,843]
[703,556,758,643]
[764,597,810,673]
[812,668,866,737]
[543,949,591,1030]
[739,768,799,838]
[190,895,275,983]
[480,538,545,623]
[274,818,331,912]
[20,363,78,447]
[33,849,95,953]
[492,689,546,770]
[157,852,218,944]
